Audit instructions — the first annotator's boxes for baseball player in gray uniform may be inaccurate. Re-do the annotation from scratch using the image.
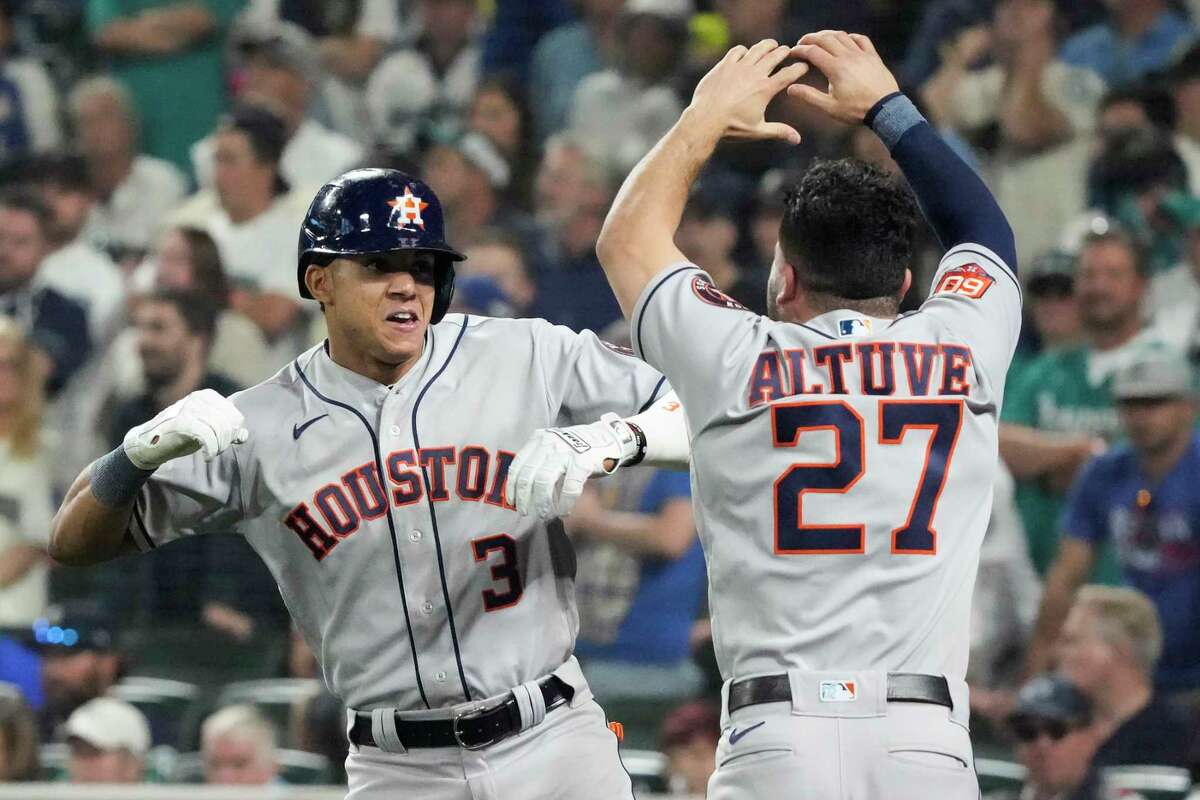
[49,168,692,798]
[517,34,1021,799]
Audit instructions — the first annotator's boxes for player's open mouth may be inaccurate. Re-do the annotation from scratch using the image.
[385,310,420,331]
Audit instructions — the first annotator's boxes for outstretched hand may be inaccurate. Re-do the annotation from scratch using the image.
[789,31,900,125]
[688,39,810,144]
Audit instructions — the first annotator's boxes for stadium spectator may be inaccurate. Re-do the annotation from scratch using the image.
[419,132,520,249]
[467,76,538,209]
[174,104,306,365]
[86,0,244,174]
[714,0,798,48]
[69,76,188,268]
[0,188,90,395]
[677,189,767,314]
[458,230,537,317]
[529,0,623,141]
[192,17,363,192]
[0,321,51,628]
[530,133,622,332]
[1096,84,1178,139]
[0,2,62,166]
[989,674,1101,800]
[659,701,720,796]
[35,609,123,739]
[899,0,994,89]
[1001,228,1166,578]
[1009,250,1083,389]
[1027,351,1200,697]
[0,684,39,782]
[569,0,689,176]
[64,696,149,784]
[25,154,126,343]
[201,704,280,785]
[1059,0,1193,88]
[366,0,480,158]
[1148,194,1200,359]
[240,0,401,143]
[1056,586,1191,768]
[294,689,347,785]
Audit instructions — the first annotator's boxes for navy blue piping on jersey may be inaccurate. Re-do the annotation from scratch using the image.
[294,354,432,710]
[410,317,474,703]
[638,375,669,414]
[634,265,697,359]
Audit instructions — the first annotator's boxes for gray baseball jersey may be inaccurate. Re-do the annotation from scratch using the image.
[126,314,668,712]
[631,243,1021,684]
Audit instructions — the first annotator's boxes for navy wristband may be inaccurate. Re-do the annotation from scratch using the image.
[90,446,154,509]
[866,92,926,151]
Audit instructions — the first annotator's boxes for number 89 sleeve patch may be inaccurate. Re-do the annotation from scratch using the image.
[934,263,995,299]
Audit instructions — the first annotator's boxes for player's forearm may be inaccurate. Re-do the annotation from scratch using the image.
[622,390,689,470]
[596,111,721,315]
[0,544,44,587]
[50,452,147,566]
[868,93,1017,270]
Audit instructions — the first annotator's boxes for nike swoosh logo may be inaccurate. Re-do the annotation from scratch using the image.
[292,414,329,440]
[728,721,765,744]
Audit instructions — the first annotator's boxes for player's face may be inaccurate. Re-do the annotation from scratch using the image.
[315,252,438,382]
[1118,396,1196,455]
[1075,242,1144,331]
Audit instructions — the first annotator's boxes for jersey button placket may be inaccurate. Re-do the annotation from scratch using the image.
[422,600,434,614]
[409,529,422,543]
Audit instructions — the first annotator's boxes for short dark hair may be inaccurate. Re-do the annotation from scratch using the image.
[173,227,229,309]
[217,103,290,194]
[1098,85,1177,131]
[142,288,218,342]
[1080,228,1150,277]
[779,159,918,300]
[0,187,52,234]
[20,153,94,195]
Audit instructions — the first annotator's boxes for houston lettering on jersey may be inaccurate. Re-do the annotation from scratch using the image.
[284,445,515,560]
[747,342,974,407]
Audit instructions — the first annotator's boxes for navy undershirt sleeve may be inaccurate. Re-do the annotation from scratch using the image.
[865,92,1018,273]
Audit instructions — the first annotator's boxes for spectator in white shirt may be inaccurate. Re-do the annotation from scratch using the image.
[192,17,363,194]
[0,320,51,628]
[0,4,61,166]
[69,76,188,271]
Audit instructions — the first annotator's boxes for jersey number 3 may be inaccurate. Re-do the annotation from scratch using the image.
[472,534,524,611]
[772,400,963,555]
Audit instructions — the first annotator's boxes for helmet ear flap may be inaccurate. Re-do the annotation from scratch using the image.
[431,258,456,324]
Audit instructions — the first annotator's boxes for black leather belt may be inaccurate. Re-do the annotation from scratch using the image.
[728,672,952,713]
[349,676,573,750]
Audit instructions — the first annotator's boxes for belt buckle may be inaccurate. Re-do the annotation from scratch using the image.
[451,703,505,751]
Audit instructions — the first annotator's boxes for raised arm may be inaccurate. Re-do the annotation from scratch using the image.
[790,31,1016,270]
[596,40,809,315]
[50,390,247,565]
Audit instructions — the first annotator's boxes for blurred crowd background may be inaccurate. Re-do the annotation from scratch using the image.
[2,0,1200,796]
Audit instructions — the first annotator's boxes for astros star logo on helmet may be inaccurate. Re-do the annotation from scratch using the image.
[387,186,429,231]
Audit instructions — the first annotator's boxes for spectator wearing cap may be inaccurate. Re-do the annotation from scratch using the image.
[34,610,123,740]
[0,188,91,395]
[1027,351,1200,703]
[659,701,720,796]
[677,189,767,315]
[0,684,38,781]
[531,133,623,333]
[1059,586,1192,768]
[24,154,126,345]
[201,704,280,785]
[568,0,690,177]
[921,0,1104,266]
[529,0,623,142]
[1149,194,1200,359]
[192,17,363,193]
[1002,228,1171,578]
[366,0,480,159]
[457,229,537,317]
[1059,0,1193,89]
[992,674,1100,800]
[0,321,51,629]
[174,104,307,366]
[69,76,188,269]
[86,0,245,174]
[65,696,149,784]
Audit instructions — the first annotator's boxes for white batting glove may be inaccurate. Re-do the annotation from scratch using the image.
[122,389,249,470]
[508,413,639,519]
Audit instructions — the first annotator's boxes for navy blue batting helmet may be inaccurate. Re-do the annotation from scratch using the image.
[297,168,465,323]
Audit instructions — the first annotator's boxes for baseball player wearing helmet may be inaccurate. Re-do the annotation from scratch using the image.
[516,34,1021,799]
[50,167,692,798]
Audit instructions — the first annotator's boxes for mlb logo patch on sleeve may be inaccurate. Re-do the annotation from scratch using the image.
[934,263,995,299]
[819,680,857,702]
